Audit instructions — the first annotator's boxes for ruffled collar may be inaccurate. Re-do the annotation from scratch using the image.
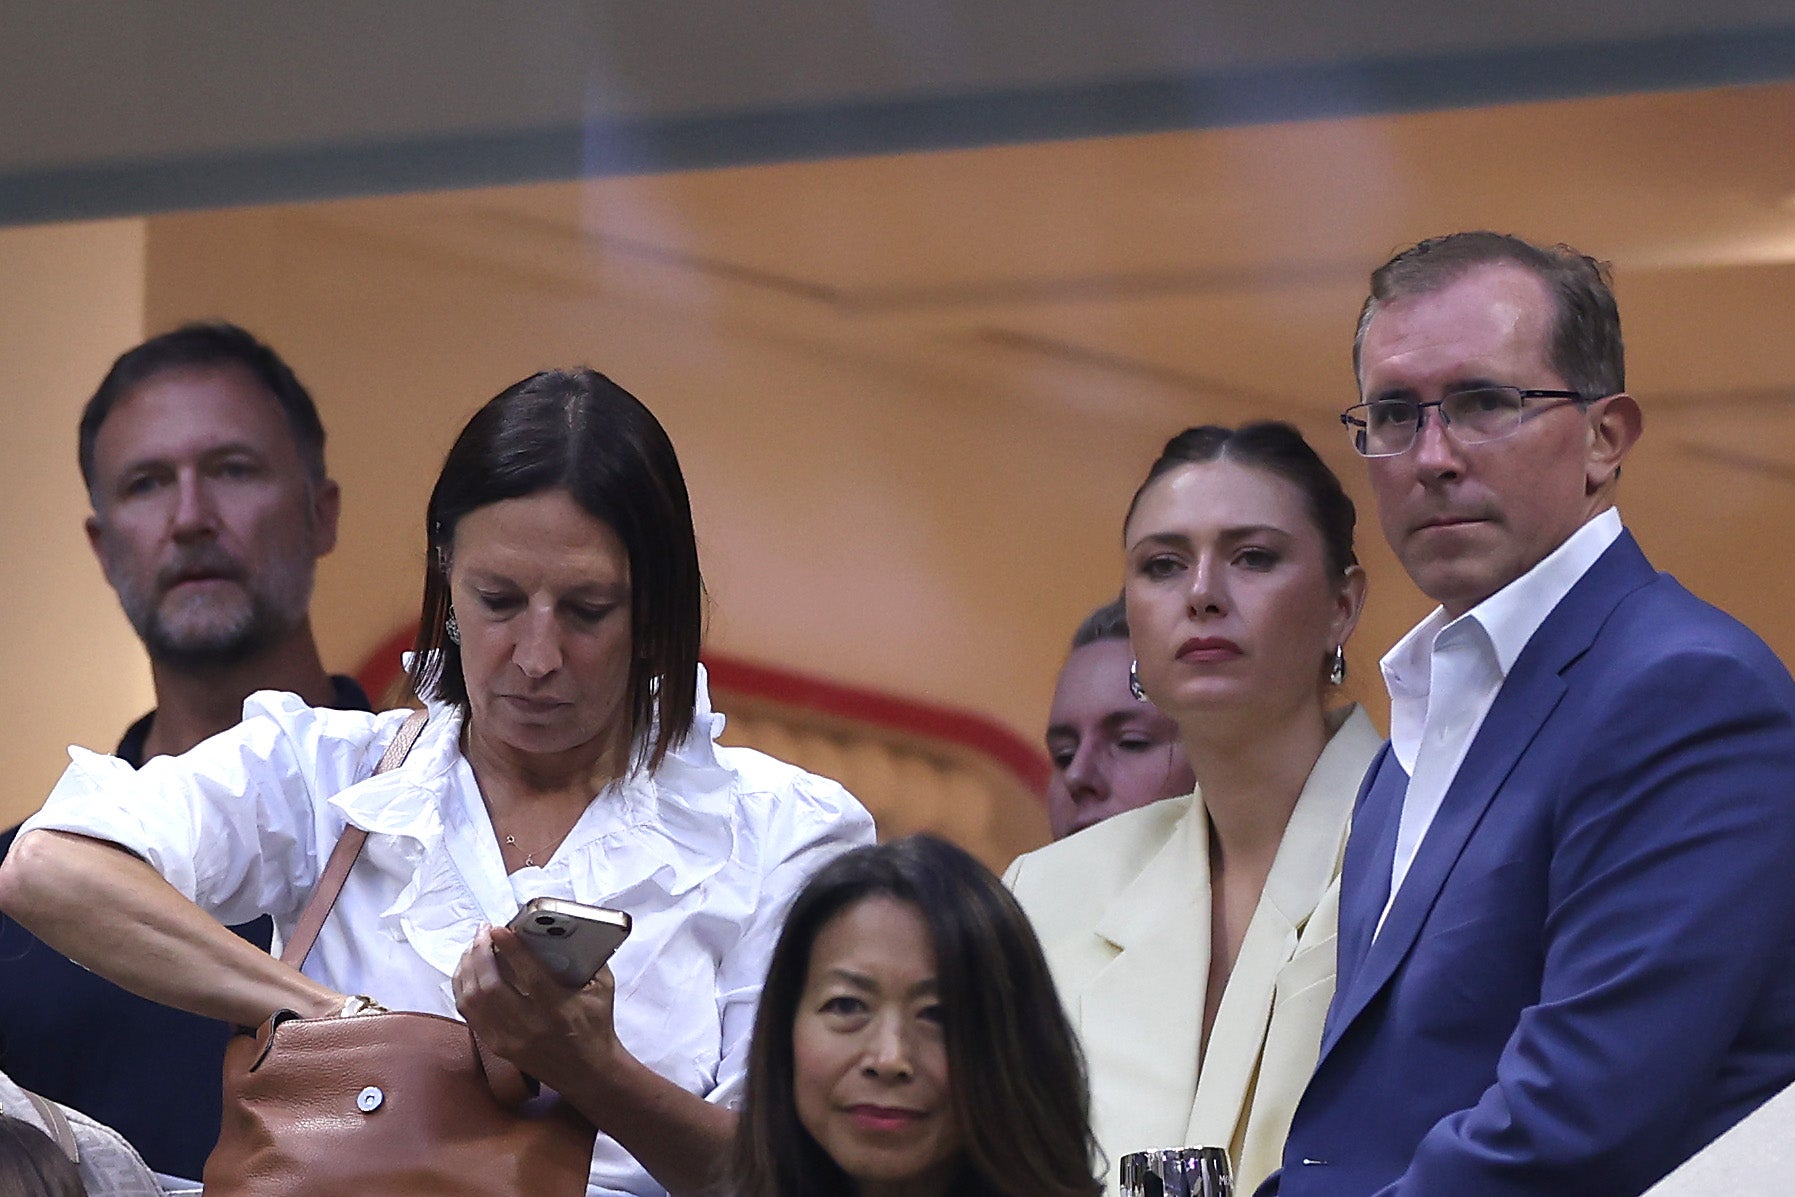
[334,663,732,828]
[326,666,740,985]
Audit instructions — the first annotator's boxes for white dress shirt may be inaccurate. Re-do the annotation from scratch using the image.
[24,668,875,1197]
[1376,509,1623,933]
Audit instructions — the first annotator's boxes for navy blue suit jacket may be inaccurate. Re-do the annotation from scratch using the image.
[1266,533,1795,1196]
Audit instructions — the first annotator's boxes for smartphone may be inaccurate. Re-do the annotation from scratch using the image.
[505,898,632,989]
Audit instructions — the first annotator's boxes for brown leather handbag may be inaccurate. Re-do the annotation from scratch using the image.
[202,711,597,1196]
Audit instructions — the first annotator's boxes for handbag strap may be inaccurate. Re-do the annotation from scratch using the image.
[17,1089,79,1163]
[280,709,430,970]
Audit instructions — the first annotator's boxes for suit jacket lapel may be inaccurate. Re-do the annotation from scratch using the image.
[1080,800,1212,1152]
[1343,668,1567,1023]
[1324,745,1401,1054]
[1319,532,1657,1065]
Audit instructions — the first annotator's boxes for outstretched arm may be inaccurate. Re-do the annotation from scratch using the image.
[0,829,342,1025]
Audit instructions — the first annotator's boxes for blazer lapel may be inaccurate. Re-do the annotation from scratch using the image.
[1187,705,1372,1144]
[1319,532,1658,1064]
[1080,800,1212,1152]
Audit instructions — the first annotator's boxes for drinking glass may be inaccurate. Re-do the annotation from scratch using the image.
[1118,1146,1233,1197]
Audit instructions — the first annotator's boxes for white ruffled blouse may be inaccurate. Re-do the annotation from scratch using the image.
[24,671,875,1197]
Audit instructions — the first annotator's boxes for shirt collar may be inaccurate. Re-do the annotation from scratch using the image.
[1380,605,1453,775]
[1466,507,1623,674]
[1382,507,1623,689]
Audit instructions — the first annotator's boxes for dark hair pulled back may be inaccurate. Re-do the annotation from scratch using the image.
[1124,422,1358,580]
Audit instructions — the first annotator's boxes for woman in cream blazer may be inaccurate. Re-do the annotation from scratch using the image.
[1006,423,1380,1194]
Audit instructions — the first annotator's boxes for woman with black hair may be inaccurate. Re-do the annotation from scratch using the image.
[0,369,874,1196]
[735,835,1103,1197]
[0,1118,86,1197]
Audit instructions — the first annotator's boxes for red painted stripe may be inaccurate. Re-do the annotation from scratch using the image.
[356,626,417,708]
[701,655,1049,797]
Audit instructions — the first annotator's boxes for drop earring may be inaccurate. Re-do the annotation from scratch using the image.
[445,611,461,645]
[1129,660,1147,702]
[1328,645,1347,686]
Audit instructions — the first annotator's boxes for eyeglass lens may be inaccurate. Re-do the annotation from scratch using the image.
[1355,386,1529,455]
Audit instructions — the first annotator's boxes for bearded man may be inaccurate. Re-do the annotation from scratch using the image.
[0,323,370,1181]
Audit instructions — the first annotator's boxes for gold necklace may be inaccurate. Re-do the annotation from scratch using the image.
[501,833,555,869]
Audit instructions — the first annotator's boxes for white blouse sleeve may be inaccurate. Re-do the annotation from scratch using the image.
[22,691,403,928]
[708,767,876,1108]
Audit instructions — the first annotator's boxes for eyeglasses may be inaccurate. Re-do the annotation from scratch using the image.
[1340,386,1586,458]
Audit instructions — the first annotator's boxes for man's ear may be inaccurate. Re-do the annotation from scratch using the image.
[84,513,115,584]
[1587,393,1643,493]
[310,478,341,558]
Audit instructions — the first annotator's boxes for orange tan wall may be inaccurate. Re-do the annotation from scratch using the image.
[139,203,1285,779]
[0,219,152,825]
[129,200,1671,802]
[9,197,1787,840]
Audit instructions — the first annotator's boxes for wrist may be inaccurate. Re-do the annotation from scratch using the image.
[561,1039,647,1115]
[336,993,388,1018]
[289,987,362,1021]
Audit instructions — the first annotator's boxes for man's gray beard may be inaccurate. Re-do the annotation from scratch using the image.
[128,594,294,674]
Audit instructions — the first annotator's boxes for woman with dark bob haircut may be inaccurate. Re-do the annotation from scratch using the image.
[1,369,874,1196]
[735,835,1102,1197]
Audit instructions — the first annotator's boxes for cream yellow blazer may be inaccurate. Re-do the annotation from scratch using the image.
[1005,706,1381,1196]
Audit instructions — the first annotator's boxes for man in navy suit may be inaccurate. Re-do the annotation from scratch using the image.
[1263,232,1795,1195]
